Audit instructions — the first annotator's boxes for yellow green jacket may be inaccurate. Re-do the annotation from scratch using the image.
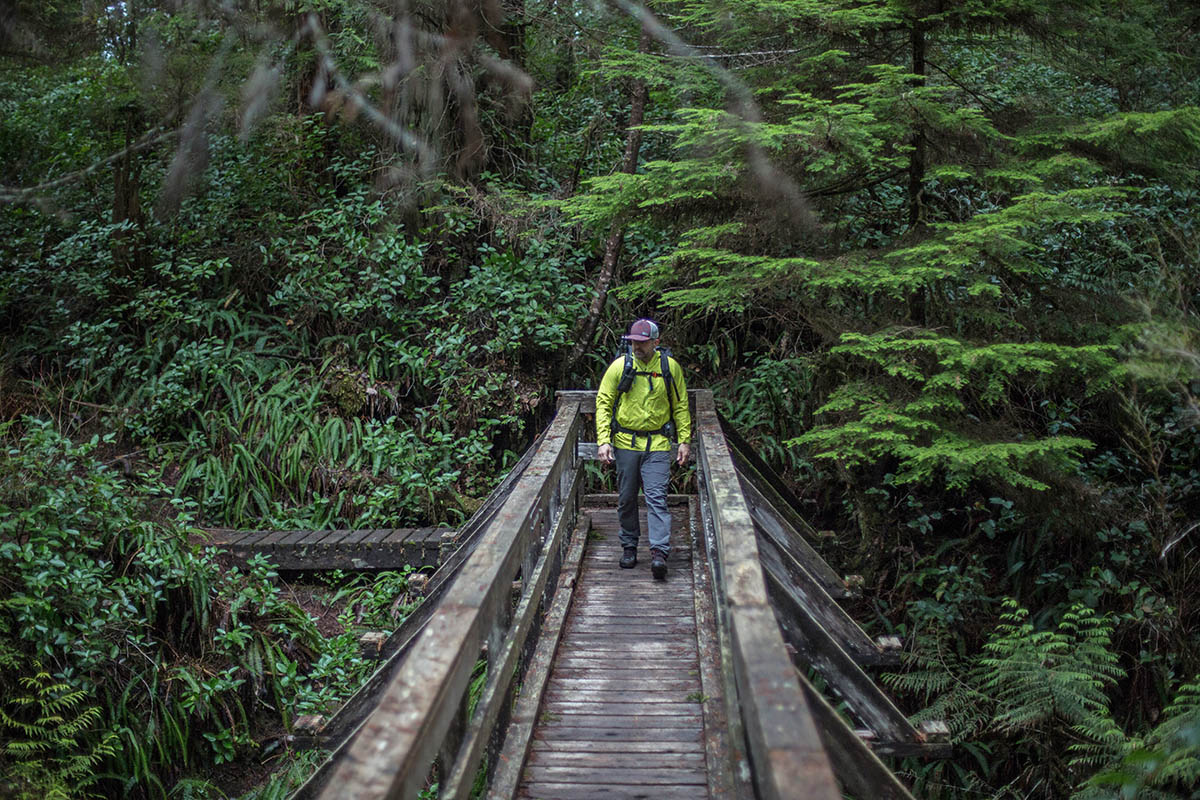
[596,351,691,452]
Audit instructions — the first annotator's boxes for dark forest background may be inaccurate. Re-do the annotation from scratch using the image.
[2,1,1199,797]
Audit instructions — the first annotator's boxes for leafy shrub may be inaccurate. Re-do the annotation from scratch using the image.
[0,419,351,798]
[444,238,589,355]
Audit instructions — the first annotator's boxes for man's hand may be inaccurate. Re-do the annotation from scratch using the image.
[597,443,615,464]
[676,442,691,466]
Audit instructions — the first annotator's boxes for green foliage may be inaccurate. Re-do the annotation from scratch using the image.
[551,12,1200,797]
[1080,679,1200,799]
[2,1,1199,797]
[979,601,1122,741]
[890,600,1126,797]
[445,239,589,356]
[0,55,135,187]
[263,155,440,336]
[2,117,587,527]
[794,331,1113,490]
[715,352,818,476]
[0,671,118,799]
[0,420,360,796]
[0,67,589,789]
[1058,108,1200,184]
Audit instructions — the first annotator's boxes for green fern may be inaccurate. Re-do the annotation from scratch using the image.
[978,601,1122,733]
[976,599,1126,785]
[0,670,117,800]
[889,600,1128,796]
[1076,679,1200,799]
[885,631,993,742]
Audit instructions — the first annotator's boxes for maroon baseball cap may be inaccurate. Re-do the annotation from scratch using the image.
[622,319,660,341]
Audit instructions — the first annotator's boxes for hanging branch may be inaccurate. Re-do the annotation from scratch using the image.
[0,127,175,206]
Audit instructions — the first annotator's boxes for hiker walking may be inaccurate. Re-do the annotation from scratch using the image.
[595,319,692,579]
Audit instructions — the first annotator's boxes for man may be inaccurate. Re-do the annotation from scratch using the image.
[595,319,692,580]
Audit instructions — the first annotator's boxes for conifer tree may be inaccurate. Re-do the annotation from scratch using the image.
[564,0,1200,494]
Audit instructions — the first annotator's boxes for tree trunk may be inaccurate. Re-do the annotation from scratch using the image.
[907,21,926,230]
[567,25,650,374]
[112,103,143,274]
[905,21,928,324]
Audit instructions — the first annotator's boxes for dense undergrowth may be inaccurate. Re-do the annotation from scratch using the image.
[0,420,425,798]
[3,1,1200,798]
[0,130,586,798]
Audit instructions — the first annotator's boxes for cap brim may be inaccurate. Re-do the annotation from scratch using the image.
[622,334,653,341]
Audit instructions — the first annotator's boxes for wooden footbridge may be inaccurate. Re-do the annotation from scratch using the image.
[278,390,946,799]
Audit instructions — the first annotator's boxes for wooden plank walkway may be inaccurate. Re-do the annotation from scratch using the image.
[517,502,725,800]
[205,526,454,570]
[286,392,932,800]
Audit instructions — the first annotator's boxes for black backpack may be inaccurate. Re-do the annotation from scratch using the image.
[610,342,679,451]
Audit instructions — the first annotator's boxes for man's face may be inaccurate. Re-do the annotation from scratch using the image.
[631,337,658,361]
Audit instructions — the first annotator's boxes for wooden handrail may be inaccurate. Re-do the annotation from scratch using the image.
[315,399,585,799]
[692,389,841,800]
[555,387,699,415]
[289,425,554,798]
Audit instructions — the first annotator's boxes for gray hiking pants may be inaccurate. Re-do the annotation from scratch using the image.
[614,448,672,557]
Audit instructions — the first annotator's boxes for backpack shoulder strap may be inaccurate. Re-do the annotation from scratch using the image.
[658,349,675,398]
[611,350,633,437]
[659,347,676,411]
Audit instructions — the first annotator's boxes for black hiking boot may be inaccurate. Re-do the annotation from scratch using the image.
[619,546,638,569]
[650,548,668,580]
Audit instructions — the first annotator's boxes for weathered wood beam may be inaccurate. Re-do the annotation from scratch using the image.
[798,671,918,800]
[760,542,922,745]
[693,390,840,800]
[755,526,897,665]
[737,472,849,599]
[211,527,455,571]
[688,496,744,798]
[440,466,584,799]
[693,458,756,797]
[313,402,583,800]
[855,723,952,759]
[487,519,589,799]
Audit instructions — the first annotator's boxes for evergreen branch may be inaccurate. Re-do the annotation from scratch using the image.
[602,0,816,229]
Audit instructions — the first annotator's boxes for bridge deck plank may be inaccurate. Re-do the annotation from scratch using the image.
[356,528,393,545]
[230,530,273,548]
[209,526,455,570]
[526,750,707,766]
[519,784,705,799]
[295,529,336,546]
[255,529,298,547]
[517,505,718,800]
[380,528,418,544]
